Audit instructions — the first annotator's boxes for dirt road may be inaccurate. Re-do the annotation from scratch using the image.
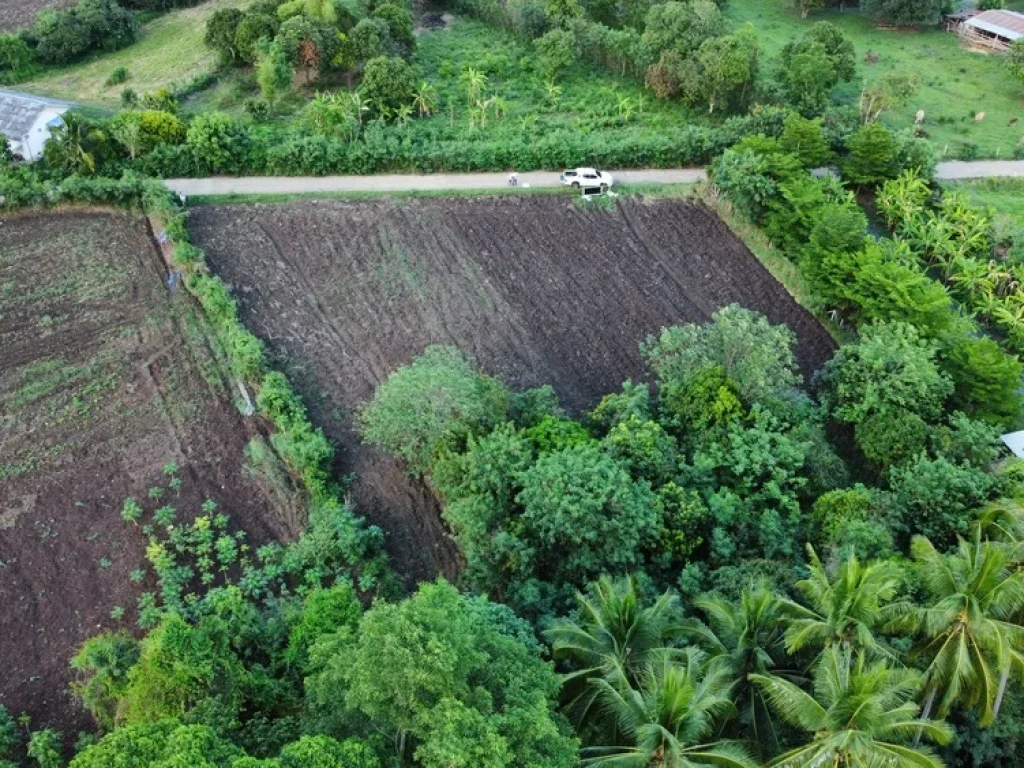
[165,161,1024,198]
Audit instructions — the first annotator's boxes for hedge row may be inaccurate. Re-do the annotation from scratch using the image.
[127,107,792,177]
[0,169,389,588]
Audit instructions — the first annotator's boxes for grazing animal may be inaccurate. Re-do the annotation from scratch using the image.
[1010,117,1019,127]
[864,50,881,63]
[975,111,986,123]
[915,109,925,124]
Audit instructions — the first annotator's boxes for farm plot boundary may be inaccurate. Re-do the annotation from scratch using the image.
[188,194,837,584]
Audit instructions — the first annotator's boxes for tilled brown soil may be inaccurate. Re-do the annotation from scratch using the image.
[189,195,836,586]
[0,0,72,31]
[0,212,299,735]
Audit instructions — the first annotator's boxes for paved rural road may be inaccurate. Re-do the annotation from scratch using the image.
[165,160,1024,197]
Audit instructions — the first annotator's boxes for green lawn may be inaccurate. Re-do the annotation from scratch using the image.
[21,0,235,108]
[947,178,1024,230]
[726,0,1024,159]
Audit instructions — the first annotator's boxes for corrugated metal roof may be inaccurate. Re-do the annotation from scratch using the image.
[965,9,1024,40]
[0,89,69,142]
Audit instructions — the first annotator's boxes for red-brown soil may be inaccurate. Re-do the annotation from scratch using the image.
[189,195,837,587]
[0,211,300,736]
[0,0,72,31]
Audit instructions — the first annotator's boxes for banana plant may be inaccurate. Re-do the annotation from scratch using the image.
[412,81,438,117]
[460,67,488,104]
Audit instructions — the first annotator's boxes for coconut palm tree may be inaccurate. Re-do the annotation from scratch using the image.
[751,646,953,767]
[780,545,908,661]
[684,582,800,756]
[46,112,100,174]
[546,575,685,726]
[585,648,757,768]
[892,535,1024,726]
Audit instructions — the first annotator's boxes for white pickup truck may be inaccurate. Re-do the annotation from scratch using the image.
[560,168,614,190]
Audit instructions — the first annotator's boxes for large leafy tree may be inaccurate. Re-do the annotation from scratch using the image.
[694,28,759,115]
[817,321,953,443]
[584,649,757,768]
[359,345,510,475]
[642,304,800,409]
[515,443,661,592]
[893,536,1024,726]
[307,580,579,767]
[751,646,953,767]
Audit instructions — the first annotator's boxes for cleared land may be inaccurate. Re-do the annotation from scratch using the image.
[0,211,299,733]
[727,0,1024,158]
[189,195,836,584]
[20,0,233,107]
[0,0,72,32]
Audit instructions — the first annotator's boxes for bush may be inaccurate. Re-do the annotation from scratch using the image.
[842,123,899,185]
[359,56,416,115]
[105,66,129,87]
[359,346,510,475]
[33,0,138,65]
[186,112,246,173]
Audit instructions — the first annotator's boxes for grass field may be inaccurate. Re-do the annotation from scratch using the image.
[948,177,1024,229]
[20,0,234,108]
[726,0,1024,159]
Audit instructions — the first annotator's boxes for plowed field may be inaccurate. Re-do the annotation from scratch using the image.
[190,195,836,585]
[0,0,72,31]
[0,212,299,734]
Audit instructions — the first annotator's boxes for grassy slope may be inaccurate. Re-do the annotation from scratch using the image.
[20,0,235,108]
[726,0,1024,158]
[948,178,1024,229]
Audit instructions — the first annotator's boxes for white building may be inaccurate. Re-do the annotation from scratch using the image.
[0,88,70,163]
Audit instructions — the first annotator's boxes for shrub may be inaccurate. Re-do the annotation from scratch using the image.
[842,122,899,185]
[186,112,246,173]
[105,66,129,87]
[359,56,416,115]
[33,0,138,65]
[359,346,510,475]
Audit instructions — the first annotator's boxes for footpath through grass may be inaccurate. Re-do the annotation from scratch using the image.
[727,0,1024,159]
[20,0,234,108]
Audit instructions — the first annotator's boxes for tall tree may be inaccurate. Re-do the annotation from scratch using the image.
[546,576,685,725]
[780,545,907,659]
[585,648,757,768]
[893,535,1024,726]
[684,582,797,756]
[751,646,953,767]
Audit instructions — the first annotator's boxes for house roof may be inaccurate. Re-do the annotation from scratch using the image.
[0,88,70,143]
[965,9,1024,41]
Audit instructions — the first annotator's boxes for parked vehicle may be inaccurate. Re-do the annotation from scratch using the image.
[560,168,614,189]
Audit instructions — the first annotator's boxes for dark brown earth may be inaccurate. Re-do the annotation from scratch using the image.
[0,211,299,736]
[0,0,72,31]
[189,195,837,587]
